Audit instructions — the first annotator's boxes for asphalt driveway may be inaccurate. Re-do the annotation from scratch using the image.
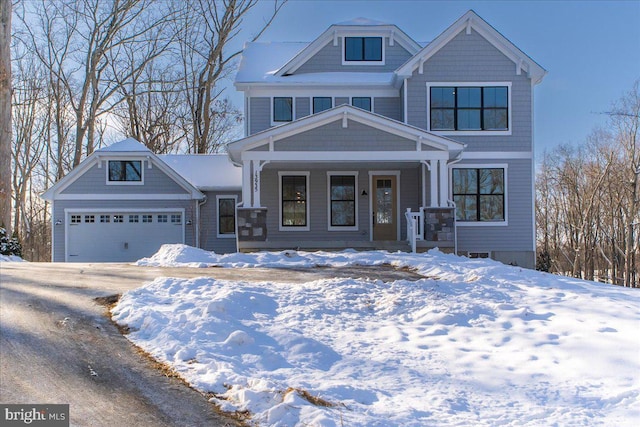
[0,262,420,426]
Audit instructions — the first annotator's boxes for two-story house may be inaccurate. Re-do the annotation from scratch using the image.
[42,10,545,267]
[228,10,545,268]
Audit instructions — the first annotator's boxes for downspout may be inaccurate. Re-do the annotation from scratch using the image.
[196,195,207,249]
[447,155,463,255]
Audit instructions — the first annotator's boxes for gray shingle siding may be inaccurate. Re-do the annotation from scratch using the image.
[273,120,416,152]
[199,190,241,254]
[61,161,188,195]
[406,29,532,152]
[294,39,412,74]
[249,97,271,134]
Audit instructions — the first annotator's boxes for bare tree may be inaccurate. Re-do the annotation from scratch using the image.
[0,0,11,234]
[176,0,285,153]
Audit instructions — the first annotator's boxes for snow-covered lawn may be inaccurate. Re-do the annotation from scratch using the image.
[0,254,24,262]
[113,245,640,426]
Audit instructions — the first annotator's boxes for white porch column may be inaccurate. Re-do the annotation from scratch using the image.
[253,163,261,208]
[438,159,448,207]
[430,159,438,207]
[242,160,251,207]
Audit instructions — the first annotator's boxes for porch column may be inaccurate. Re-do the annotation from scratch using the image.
[429,160,438,207]
[438,159,448,207]
[242,160,252,207]
[252,162,261,208]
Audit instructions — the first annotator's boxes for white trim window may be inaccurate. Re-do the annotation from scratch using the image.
[217,195,237,238]
[107,160,143,184]
[343,36,385,65]
[279,172,310,231]
[327,172,358,231]
[351,97,372,111]
[273,97,293,123]
[427,82,512,135]
[313,97,333,114]
[452,166,507,225]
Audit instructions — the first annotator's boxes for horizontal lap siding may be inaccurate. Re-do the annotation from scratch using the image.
[52,199,197,262]
[374,97,402,122]
[455,159,533,252]
[274,121,416,151]
[406,29,532,152]
[259,165,421,246]
[61,161,188,195]
[250,97,271,134]
[296,97,310,118]
[200,191,241,254]
[295,40,412,73]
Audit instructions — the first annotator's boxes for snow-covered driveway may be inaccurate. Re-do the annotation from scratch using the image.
[3,261,384,426]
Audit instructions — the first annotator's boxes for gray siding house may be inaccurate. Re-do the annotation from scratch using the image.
[43,11,545,267]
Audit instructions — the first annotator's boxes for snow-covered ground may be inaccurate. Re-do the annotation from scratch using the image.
[0,254,24,262]
[114,244,640,426]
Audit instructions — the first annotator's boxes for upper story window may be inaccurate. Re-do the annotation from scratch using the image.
[429,84,510,133]
[352,97,371,111]
[313,97,332,114]
[344,37,382,62]
[108,160,142,182]
[273,97,293,122]
[453,168,505,223]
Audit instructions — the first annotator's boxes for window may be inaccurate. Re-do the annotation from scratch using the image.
[157,214,168,223]
[129,215,139,223]
[100,215,110,223]
[71,215,81,224]
[142,214,153,223]
[113,215,124,223]
[313,97,332,114]
[352,97,371,111]
[329,175,356,228]
[273,97,293,122]
[218,197,236,237]
[281,174,308,228]
[344,37,382,61]
[453,168,505,222]
[171,214,182,224]
[430,86,508,131]
[84,215,95,223]
[108,160,142,182]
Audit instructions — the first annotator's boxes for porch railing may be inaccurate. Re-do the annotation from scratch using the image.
[405,208,423,253]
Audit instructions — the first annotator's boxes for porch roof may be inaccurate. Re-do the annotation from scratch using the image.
[227,105,466,165]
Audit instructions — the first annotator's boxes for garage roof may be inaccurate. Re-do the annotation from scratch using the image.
[160,155,242,191]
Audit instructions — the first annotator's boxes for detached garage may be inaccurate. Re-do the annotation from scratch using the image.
[42,139,207,262]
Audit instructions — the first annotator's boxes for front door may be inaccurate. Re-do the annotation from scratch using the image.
[372,175,397,240]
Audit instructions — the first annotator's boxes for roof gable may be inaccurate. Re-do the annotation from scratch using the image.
[396,10,546,84]
[41,139,205,200]
[275,20,422,77]
[227,105,465,164]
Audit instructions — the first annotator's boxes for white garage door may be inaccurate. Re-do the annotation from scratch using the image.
[66,211,184,262]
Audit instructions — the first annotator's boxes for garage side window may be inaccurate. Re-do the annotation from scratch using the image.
[217,196,237,238]
[108,160,142,183]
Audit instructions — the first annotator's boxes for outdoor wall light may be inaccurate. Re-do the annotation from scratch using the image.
[186,219,193,225]
[361,190,368,196]
[55,219,62,225]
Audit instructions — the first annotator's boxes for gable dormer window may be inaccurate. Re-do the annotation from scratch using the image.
[108,160,142,183]
[344,37,383,63]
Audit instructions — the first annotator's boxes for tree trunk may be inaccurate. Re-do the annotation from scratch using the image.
[0,0,11,234]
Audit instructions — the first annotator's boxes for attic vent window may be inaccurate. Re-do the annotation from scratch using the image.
[344,37,382,62]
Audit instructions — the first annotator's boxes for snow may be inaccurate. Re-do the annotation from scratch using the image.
[116,245,640,426]
[159,155,242,191]
[236,42,308,83]
[0,255,24,262]
[97,137,150,152]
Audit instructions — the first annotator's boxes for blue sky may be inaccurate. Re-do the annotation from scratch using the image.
[237,0,640,159]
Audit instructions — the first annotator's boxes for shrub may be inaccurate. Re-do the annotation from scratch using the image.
[0,226,22,257]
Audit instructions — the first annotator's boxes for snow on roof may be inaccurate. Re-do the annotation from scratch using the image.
[97,137,151,152]
[336,17,390,26]
[159,154,242,191]
[236,42,308,83]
